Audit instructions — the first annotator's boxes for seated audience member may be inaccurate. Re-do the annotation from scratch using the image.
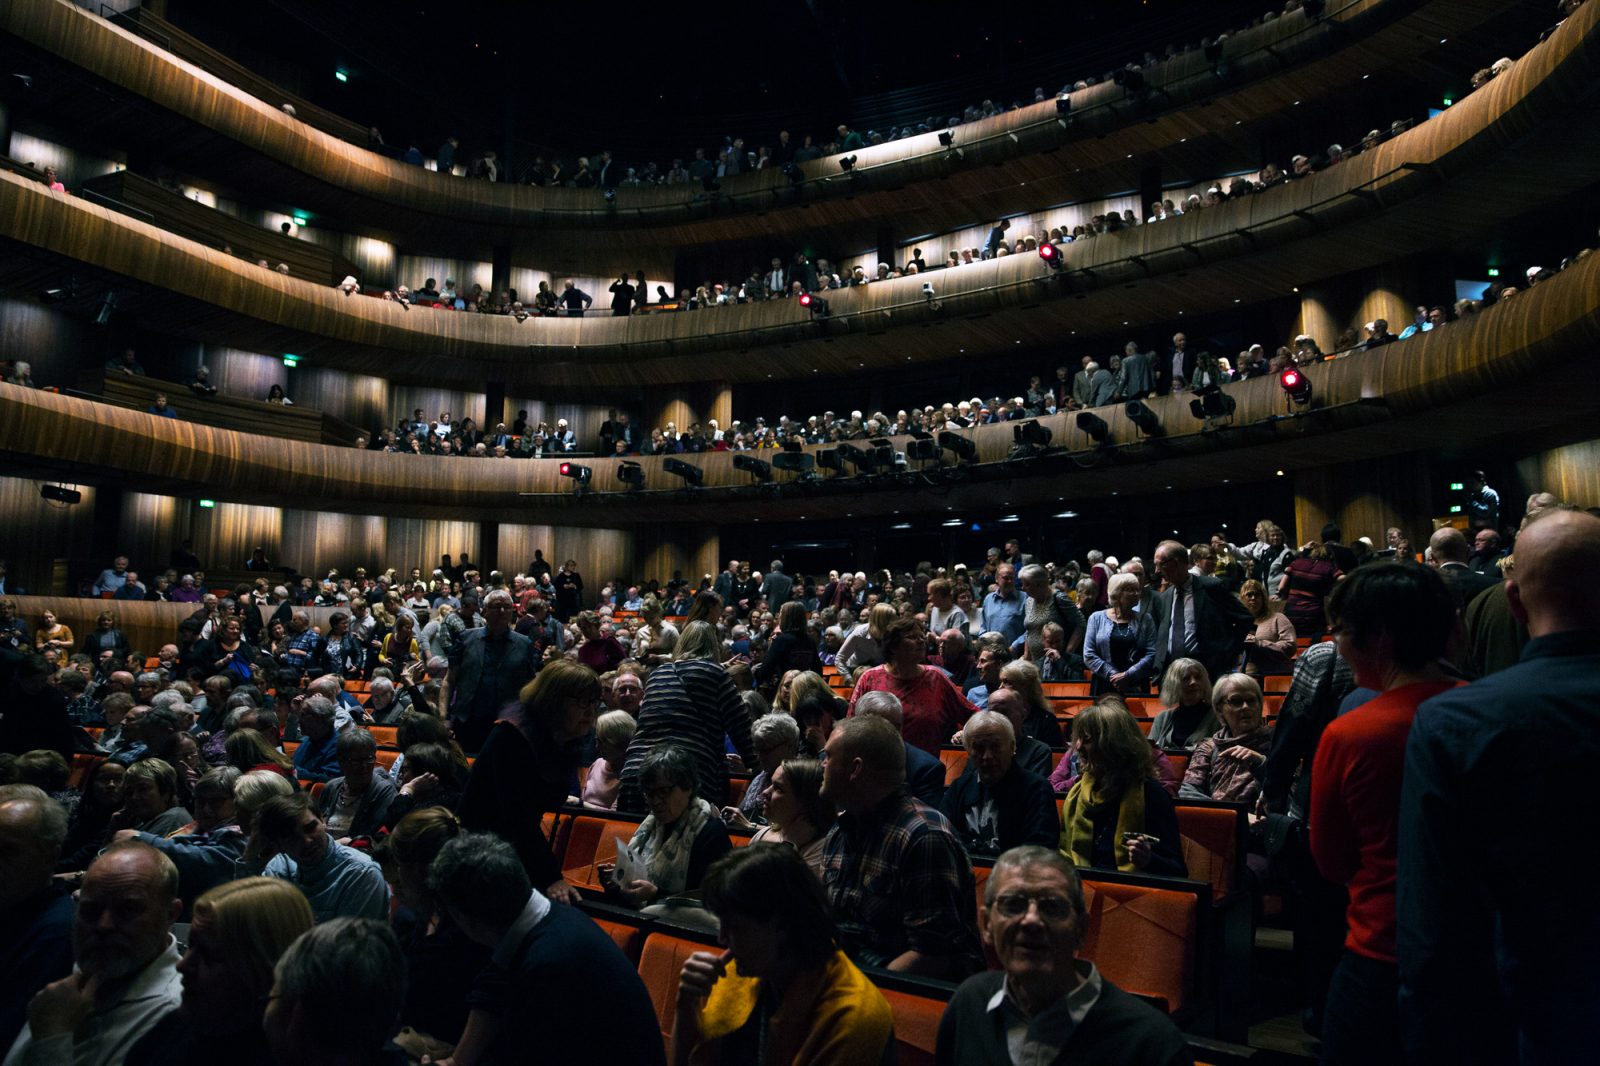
[1148,658,1219,751]
[262,918,408,1066]
[579,709,634,810]
[111,757,192,838]
[1239,579,1298,677]
[998,658,1066,746]
[288,695,342,783]
[1060,702,1186,876]
[940,711,1059,857]
[381,741,464,831]
[224,727,295,781]
[457,659,598,904]
[820,715,983,978]
[601,745,732,913]
[1084,572,1159,696]
[121,766,245,912]
[935,846,1191,1065]
[745,756,833,877]
[676,845,894,1065]
[1181,673,1273,804]
[724,711,800,824]
[849,618,977,755]
[4,841,183,1066]
[854,689,947,806]
[1311,562,1459,1065]
[965,640,1008,708]
[0,655,74,760]
[314,729,396,842]
[123,877,313,1066]
[364,676,406,725]
[381,808,490,1054]
[246,792,389,923]
[58,760,125,871]
[427,833,664,1066]
[983,688,1054,778]
[0,790,73,1054]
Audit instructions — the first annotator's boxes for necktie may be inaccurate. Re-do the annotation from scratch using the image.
[1170,583,1187,660]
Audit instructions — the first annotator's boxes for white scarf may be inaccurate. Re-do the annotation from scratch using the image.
[632,796,717,896]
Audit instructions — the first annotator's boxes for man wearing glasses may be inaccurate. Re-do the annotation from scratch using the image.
[936,845,1192,1064]
[439,589,537,753]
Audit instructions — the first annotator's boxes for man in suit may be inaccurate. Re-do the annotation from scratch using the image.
[1120,341,1157,399]
[759,560,793,607]
[1152,540,1252,680]
[1070,356,1094,408]
[1428,527,1500,608]
[1157,332,1197,396]
[714,561,738,603]
[1468,528,1503,575]
[1002,540,1034,568]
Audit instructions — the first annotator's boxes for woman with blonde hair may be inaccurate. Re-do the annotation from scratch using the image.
[784,670,832,715]
[997,658,1064,746]
[1239,578,1297,677]
[33,608,74,654]
[1149,658,1218,751]
[1060,702,1186,876]
[836,602,898,670]
[124,877,312,1065]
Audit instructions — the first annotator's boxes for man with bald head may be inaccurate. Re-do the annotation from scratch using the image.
[3,840,182,1066]
[1399,509,1600,1065]
[1426,526,1499,608]
[0,791,73,1052]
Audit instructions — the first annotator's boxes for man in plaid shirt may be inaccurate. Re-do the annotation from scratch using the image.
[820,714,984,980]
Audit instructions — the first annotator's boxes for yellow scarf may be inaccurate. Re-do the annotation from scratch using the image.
[1061,770,1146,873]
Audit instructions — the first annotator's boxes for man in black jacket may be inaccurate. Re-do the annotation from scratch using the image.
[939,712,1057,857]
[1153,540,1253,680]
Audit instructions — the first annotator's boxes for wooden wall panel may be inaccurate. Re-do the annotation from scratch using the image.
[634,527,720,588]
[497,524,634,590]
[1515,440,1600,508]
[396,255,492,295]
[1293,453,1434,548]
[500,396,609,448]
[385,519,481,583]
[0,296,94,388]
[192,502,283,573]
[389,386,484,432]
[0,475,96,595]
[293,366,391,434]
[6,128,121,186]
[203,346,286,400]
[119,492,187,578]
[281,509,386,578]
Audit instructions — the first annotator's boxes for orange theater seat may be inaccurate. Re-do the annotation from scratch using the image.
[596,918,646,966]
[375,749,399,771]
[1263,694,1285,716]
[1175,804,1245,903]
[1042,681,1092,698]
[561,814,638,892]
[1263,675,1293,693]
[726,776,750,809]
[1165,753,1190,781]
[880,986,946,1066]
[637,932,714,1051]
[939,748,968,786]
[1076,876,1200,1015]
[67,753,105,790]
[369,725,398,746]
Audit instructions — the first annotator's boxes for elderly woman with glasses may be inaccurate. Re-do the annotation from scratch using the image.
[1239,579,1297,678]
[600,745,732,914]
[1180,673,1273,804]
[723,712,801,826]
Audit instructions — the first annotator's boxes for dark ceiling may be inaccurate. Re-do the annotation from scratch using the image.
[163,0,1275,165]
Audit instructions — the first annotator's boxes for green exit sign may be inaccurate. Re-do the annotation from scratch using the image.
[1449,505,1463,514]
[1449,482,1464,491]
[199,499,216,509]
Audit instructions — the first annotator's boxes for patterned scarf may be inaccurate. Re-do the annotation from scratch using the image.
[633,796,717,896]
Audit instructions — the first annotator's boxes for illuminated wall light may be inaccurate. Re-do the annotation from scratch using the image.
[282,355,299,368]
[199,499,216,509]
[293,216,309,228]
[1486,268,1499,277]
[1449,481,1465,491]
[1449,505,1463,514]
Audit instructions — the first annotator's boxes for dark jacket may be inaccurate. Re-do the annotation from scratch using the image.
[905,742,948,807]
[939,763,1059,857]
[316,770,399,840]
[457,721,576,890]
[1154,572,1254,680]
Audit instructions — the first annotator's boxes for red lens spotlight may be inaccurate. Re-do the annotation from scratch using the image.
[1038,241,1064,270]
[798,292,813,307]
[1280,367,1313,404]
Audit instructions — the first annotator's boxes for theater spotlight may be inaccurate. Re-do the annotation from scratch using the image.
[1125,400,1162,435]
[938,130,955,148]
[779,437,804,453]
[558,461,592,485]
[783,162,804,185]
[1076,411,1110,442]
[1038,242,1065,270]
[1055,94,1071,115]
[1113,67,1147,94]
[937,431,977,462]
[772,451,816,474]
[732,453,772,481]
[1014,420,1053,449]
[663,458,704,486]
[814,447,844,473]
[907,437,944,462]
[798,292,830,317]
[922,282,937,302]
[1280,367,1314,405]
[836,442,876,474]
[1189,390,1238,425]
[616,461,644,487]
[839,155,857,172]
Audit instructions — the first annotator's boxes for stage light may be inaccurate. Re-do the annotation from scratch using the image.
[772,451,816,473]
[815,447,844,472]
[1113,67,1146,93]
[1125,400,1161,434]
[1055,94,1071,115]
[93,289,118,326]
[1038,241,1064,270]
[616,461,645,487]
[558,462,591,483]
[732,453,772,481]
[907,437,944,461]
[839,155,857,172]
[1014,420,1053,449]
[1280,367,1314,405]
[836,443,877,473]
[1189,390,1238,422]
[938,130,955,148]
[937,431,977,462]
[922,282,937,301]
[39,485,81,505]
[663,458,703,486]
[1076,411,1110,442]
[798,292,830,317]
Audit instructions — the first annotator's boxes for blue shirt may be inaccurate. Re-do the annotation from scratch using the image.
[262,836,389,923]
[980,590,1026,645]
[292,732,340,782]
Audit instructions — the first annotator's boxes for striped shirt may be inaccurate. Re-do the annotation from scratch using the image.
[617,658,753,810]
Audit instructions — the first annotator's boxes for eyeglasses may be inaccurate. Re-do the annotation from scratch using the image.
[992,893,1077,921]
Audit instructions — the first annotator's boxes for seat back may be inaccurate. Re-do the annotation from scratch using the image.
[561,814,638,891]
[596,918,647,966]
[637,932,714,1050]
[1077,876,1200,1014]
[1165,752,1190,781]
[1176,803,1245,903]
[1041,681,1091,698]
[879,986,946,1066]
[939,747,968,785]
[725,776,750,810]
[1263,675,1293,693]
[541,812,572,866]
[67,752,105,790]
[369,725,398,746]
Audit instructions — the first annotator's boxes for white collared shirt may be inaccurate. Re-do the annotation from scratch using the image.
[985,960,1104,1065]
[4,936,183,1066]
[491,890,553,967]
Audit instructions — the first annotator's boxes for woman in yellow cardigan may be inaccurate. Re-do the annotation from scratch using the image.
[673,844,894,1066]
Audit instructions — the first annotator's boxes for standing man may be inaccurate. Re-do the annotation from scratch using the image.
[1152,541,1253,680]
[1464,470,1500,532]
[759,560,793,607]
[557,280,592,317]
[608,275,635,317]
[1159,332,1196,395]
[980,565,1027,648]
[440,589,537,753]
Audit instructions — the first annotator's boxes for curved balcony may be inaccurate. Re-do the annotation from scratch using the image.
[3,246,1597,526]
[0,0,1517,254]
[1,0,1595,391]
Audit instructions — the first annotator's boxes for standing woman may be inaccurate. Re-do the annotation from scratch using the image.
[196,616,256,684]
[1310,562,1458,1065]
[754,601,821,690]
[379,610,420,669]
[617,621,755,812]
[457,658,599,904]
[1083,572,1158,698]
[1017,563,1086,669]
[315,611,364,679]
[80,610,130,660]
[847,618,977,756]
[1239,579,1298,678]
[1280,541,1340,638]
[836,603,897,671]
